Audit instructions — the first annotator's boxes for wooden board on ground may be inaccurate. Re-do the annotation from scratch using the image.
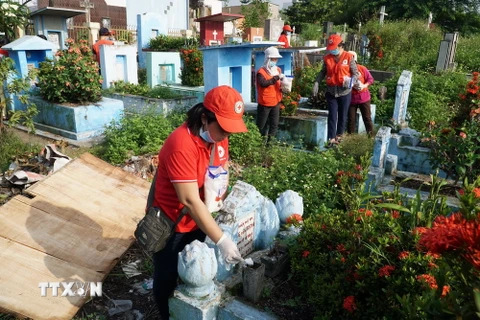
[0,153,149,320]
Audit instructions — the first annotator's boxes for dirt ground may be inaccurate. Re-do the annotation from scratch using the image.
[2,128,315,320]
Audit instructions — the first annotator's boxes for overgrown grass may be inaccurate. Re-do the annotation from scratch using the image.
[0,130,42,172]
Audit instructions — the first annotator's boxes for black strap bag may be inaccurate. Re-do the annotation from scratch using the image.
[134,173,187,253]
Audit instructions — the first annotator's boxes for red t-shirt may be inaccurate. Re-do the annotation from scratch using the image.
[153,123,229,232]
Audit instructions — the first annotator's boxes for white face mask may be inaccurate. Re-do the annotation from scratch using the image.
[199,125,215,143]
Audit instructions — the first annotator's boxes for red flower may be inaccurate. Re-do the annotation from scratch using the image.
[473,188,480,198]
[417,274,438,289]
[391,210,400,219]
[459,132,467,139]
[398,251,410,259]
[302,250,310,258]
[343,295,357,313]
[378,265,396,277]
[286,214,303,225]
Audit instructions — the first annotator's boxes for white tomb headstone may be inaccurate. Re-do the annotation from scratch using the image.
[393,70,413,127]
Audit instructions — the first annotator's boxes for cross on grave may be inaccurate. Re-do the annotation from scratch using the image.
[379,6,388,26]
[212,30,218,40]
[80,0,94,24]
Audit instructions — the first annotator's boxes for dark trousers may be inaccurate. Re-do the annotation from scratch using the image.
[326,92,351,140]
[348,101,374,135]
[153,228,206,319]
[256,103,280,138]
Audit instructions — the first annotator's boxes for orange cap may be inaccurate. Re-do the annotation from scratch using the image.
[203,86,248,133]
[326,34,343,50]
[283,25,293,32]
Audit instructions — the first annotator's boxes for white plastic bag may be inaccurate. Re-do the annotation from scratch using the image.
[204,166,229,213]
[343,76,353,89]
[281,76,293,93]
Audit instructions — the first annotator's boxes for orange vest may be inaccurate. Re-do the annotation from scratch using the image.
[256,67,282,106]
[324,51,354,87]
[352,64,368,95]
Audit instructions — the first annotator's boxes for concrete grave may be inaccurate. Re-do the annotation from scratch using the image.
[30,6,85,51]
[100,45,138,89]
[145,51,182,87]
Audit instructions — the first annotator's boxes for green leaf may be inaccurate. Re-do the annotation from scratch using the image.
[374,203,411,213]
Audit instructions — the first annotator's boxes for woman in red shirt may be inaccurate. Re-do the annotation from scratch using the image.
[278,25,293,48]
[152,86,247,319]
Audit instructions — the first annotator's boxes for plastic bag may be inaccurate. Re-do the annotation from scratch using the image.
[204,166,228,213]
[281,76,293,93]
[343,76,353,89]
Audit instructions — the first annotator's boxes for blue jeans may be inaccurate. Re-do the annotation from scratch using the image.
[153,228,206,319]
[326,92,352,140]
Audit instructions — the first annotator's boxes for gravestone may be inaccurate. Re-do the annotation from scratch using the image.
[372,126,392,169]
[265,19,284,41]
[435,32,459,73]
[205,180,280,281]
[367,126,392,189]
[393,70,413,127]
[100,45,138,89]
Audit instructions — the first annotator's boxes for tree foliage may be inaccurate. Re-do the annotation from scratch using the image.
[282,0,480,35]
[240,0,270,29]
[0,0,31,42]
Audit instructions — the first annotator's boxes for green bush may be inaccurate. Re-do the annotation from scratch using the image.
[148,35,187,51]
[104,81,182,99]
[228,116,264,166]
[233,146,353,215]
[456,34,480,73]
[95,112,177,165]
[362,19,443,72]
[286,160,480,319]
[38,39,102,104]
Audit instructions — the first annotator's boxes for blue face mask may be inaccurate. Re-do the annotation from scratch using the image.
[200,126,215,143]
[286,31,291,36]
[269,61,277,68]
[329,48,340,55]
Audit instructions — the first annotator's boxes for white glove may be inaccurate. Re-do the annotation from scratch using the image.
[312,82,319,96]
[216,234,243,264]
[279,73,285,81]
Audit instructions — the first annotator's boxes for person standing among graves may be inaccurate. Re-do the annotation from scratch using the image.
[92,27,115,65]
[256,46,284,143]
[312,34,359,147]
[347,51,374,136]
[278,25,293,48]
[151,85,246,319]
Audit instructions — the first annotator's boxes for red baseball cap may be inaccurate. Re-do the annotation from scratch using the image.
[283,25,293,32]
[326,34,343,50]
[203,86,248,133]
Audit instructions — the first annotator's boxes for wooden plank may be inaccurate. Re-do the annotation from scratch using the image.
[0,237,103,320]
[0,154,151,319]
[0,196,131,272]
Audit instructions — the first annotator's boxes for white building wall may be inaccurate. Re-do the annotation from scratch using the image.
[126,0,189,30]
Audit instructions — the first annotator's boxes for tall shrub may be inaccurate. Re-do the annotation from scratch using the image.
[38,39,102,104]
[362,19,443,72]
